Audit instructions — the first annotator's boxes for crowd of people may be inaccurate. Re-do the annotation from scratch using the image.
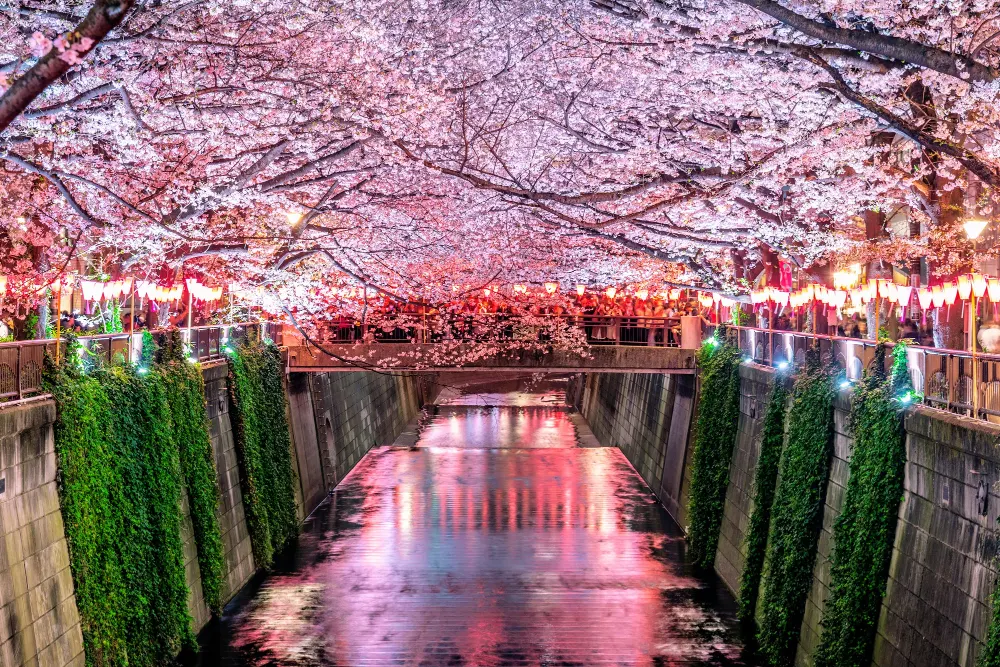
[322,290,717,345]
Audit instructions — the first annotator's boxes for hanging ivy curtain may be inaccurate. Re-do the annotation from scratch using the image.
[756,350,834,667]
[816,343,910,667]
[737,378,789,624]
[46,334,196,666]
[686,331,742,569]
[227,335,299,568]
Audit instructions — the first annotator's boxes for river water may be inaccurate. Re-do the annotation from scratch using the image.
[198,387,753,666]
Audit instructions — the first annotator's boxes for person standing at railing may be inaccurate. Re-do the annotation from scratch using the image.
[650,300,666,346]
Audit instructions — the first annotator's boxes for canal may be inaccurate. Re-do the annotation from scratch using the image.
[198,385,753,666]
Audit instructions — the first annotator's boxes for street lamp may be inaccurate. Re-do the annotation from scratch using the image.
[965,219,990,416]
[286,211,304,230]
[964,218,989,241]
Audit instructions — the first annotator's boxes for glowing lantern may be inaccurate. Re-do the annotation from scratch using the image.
[637,289,649,300]
[931,286,945,308]
[698,293,714,308]
[964,218,990,240]
[669,289,681,300]
[605,287,617,299]
[917,287,933,310]
[513,284,527,294]
[0,275,6,296]
[973,274,988,298]
[831,290,848,308]
[483,288,491,297]
[989,279,1000,302]
[850,288,861,306]
[896,285,913,307]
[772,290,789,307]
[883,282,898,304]
[942,282,958,306]
[958,275,972,300]
[544,282,558,294]
[286,211,304,227]
[576,285,586,296]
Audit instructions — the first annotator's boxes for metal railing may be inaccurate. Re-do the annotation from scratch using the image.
[0,322,281,402]
[319,315,685,347]
[726,325,1000,421]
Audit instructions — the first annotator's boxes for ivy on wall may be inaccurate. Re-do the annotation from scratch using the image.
[756,350,835,667]
[46,335,195,666]
[815,343,910,667]
[158,331,226,614]
[227,335,299,568]
[981,579,1000,666]
[737,377,789,625]
[687,331,742,569]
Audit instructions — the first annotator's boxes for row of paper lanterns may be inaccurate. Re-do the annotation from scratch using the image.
[751,275,1000,312]
[79,278,222,304]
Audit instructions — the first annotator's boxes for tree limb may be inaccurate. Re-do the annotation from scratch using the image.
[0,0,137,133]
[733,0,997,81]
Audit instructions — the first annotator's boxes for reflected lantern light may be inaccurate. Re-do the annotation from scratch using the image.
[576,285,586,296]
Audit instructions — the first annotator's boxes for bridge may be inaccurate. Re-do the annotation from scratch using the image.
[284,341,697,373]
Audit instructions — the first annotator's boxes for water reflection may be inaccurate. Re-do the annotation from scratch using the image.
[203,392,752,666]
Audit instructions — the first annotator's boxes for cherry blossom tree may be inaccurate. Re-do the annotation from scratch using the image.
[1,0,998,327]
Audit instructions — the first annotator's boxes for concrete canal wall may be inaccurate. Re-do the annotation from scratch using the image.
[574,367,1000,667]
[0,366,431,667]
[0,400,84,667]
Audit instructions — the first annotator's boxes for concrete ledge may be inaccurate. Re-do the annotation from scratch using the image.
[906,405,1000,463]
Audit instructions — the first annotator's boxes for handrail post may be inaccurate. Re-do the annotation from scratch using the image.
[15,345,22,400]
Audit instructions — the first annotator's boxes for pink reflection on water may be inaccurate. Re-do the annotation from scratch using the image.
[417,406,580,449]
[222,405,750,666]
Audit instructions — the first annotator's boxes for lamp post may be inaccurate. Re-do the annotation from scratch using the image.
[964,218,989,416]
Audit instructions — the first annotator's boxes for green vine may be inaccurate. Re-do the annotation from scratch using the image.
[46,334,195,666]
[815,342,909,667]
[757,349,835,667]
[981,578,1000,666]
[687,330,743,569]
[737,377,789,624]
[158,330,226,614]
[227,335,298,568]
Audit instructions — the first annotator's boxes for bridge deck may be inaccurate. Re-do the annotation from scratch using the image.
[286,343,697,373]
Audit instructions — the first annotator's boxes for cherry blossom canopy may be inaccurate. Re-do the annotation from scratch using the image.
[1,0,998,315]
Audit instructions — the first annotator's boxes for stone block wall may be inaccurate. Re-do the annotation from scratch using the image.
[714,363,775,597]
[306,372,427,489]
[795,394,852,667]
[0,400,84,667]
[576,365,1000,667]
[577,372,676,499]
[872,407,1000,667]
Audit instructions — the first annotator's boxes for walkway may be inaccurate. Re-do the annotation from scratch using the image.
[205,385,751,666]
